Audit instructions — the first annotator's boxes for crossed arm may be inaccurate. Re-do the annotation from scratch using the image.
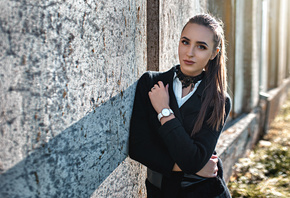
[149,81,218,177]
[129,73,230,178]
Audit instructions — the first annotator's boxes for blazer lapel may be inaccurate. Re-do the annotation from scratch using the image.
[169,79,183,125]
[161,66,207,124]
[161,66,183,125]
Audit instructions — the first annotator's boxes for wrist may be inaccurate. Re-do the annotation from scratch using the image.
[157,108,174,122]
[160,114,175,125]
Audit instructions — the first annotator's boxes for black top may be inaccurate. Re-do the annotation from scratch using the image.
[129,66,231,196]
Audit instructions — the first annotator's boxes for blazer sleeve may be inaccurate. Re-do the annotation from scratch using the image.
[129,72,175,177]
[157,97,232,174]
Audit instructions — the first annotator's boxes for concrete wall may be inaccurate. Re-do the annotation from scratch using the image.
[1,0,290,197]
[259,0,270,93]
[159,0,207,71]
[207,0,236,116]
[233,0,245,116]
[0,0,147,197]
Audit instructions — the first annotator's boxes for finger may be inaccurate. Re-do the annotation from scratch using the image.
[210,157,218,163]
[213,171,218,177]
[165,84,169,93]
[158,81,164,88]
[151,84,158,91]
[211,155,218,159]
[154,83,160,88]
[212,158,218,163]
[209,159,218,165]
[214,166,218,173]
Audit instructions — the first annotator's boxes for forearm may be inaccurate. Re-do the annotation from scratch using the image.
[160,113,175,125]
[158,118,219,174]
[172,155,218,179]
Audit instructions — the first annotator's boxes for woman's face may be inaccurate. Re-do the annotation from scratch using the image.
[178,23,218,76]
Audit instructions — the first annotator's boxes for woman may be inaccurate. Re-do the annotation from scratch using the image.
[129,14,232,198]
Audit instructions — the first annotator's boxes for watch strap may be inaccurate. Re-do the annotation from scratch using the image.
[157,108,173,122]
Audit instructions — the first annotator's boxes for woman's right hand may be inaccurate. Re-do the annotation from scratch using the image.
[148,81,170,114]
[196,155,218,178]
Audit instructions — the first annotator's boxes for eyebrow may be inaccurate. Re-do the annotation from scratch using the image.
[181,36,209,47]
[181,36,190,41]
[196,41,208,47]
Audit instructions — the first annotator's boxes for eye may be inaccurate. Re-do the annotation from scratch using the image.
[181,40,189,45]
[197,45,207,50]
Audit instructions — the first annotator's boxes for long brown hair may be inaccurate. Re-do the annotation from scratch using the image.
[184,14,227,136]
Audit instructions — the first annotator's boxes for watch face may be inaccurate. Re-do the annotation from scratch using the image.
[162,109,170,116]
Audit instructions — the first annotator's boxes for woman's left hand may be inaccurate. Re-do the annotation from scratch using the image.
[196,155,219,178]
[148,81,170,114]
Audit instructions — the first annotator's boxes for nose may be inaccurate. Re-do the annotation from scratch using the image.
[187,46,195,57]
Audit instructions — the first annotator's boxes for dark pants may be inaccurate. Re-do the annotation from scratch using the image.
[146,158,232,198]
[146,177,232,198]
[145,171,184,198]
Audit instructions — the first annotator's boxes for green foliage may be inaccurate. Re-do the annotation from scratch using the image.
[261,146,290,177]
[229,144,290,198]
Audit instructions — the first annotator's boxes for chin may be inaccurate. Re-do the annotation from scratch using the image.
[180,66,194,75]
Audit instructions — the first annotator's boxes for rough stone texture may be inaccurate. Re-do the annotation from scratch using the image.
[159,0,207,72]
[0,84,137,197]
[147,0,159,71]
[92,157,147,198]
[0,0,146,197]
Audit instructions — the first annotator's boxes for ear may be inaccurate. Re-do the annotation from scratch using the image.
[210,48,220,60]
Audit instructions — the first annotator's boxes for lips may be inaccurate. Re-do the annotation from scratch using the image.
[183,60,195,65]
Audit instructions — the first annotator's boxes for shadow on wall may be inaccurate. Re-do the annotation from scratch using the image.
[0,83,137,198]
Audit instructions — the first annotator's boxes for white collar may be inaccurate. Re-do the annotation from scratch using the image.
[173,72,202,108]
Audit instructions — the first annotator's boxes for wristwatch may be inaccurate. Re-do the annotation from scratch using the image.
[157,108,173,122]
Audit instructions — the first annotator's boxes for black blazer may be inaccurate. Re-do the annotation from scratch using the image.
[129,66,231,197]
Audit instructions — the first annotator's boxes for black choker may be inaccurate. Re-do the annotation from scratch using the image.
[176,67,205,88]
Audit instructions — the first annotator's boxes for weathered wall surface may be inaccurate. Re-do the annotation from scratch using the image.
[264,79,290,131]
[159,0,207,71]
[0,0,146,197]
[233,0,246,116]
